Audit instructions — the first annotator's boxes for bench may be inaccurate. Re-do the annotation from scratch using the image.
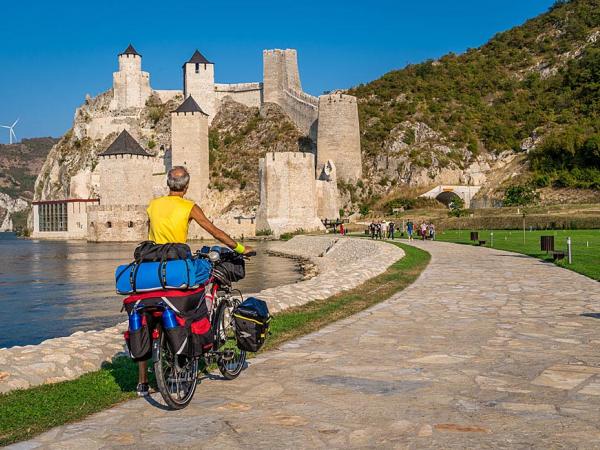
[477,240,486,246]
[552,251,565,261]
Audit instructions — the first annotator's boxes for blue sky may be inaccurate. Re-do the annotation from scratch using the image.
[0,0,555,141]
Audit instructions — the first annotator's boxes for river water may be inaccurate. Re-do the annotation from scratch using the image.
[0,233,300,348]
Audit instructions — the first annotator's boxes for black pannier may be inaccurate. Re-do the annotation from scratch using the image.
[213,255,246,286]
[233,297,271,352]
[133,241,192,263]
[124,314,152,361]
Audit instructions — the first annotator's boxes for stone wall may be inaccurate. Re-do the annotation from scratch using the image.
[316,93,362,181]
[154,89,183,103]
[183,62,216,120]
[87,204,147,242]
[215,82,263,108]
[95,155,156,206]
[188,217,256,241]
[171,110,210,204]
[110,54,151,110]
[256,152,325,237]
[316,179,340,220]
[76,113,142,141]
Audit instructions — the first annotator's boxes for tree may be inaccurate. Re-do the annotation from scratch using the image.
[448,197,465,217]
[503,184,540,206]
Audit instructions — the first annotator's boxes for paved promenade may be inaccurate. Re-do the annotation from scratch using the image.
[13,241,600,449]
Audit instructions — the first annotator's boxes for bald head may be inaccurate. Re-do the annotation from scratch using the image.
[167,166,190,192]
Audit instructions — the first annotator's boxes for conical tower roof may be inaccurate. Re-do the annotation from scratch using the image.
[99,130,150,157]
[173,96,208,115]
[120,44,141,56]
[183,49,213,67]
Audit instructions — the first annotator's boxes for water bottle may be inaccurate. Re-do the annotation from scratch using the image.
[162,308,178,330]
[129,309,142,332]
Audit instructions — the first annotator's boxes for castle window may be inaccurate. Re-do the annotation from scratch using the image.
[128,221,134,228]
[38,201,68,232]
[195,63,199,73]
[106,221,112,228]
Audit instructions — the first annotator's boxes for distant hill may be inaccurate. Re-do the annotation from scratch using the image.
[349,0,600,198]
[0,137,58,200]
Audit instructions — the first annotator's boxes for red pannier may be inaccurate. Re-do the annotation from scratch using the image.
[122,287,213,358]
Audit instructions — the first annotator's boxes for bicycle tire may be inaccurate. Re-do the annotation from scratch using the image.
[153,331,198,410]
[214,298,246,380]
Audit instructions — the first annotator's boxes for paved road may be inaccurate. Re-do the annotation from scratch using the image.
[13,241,600,449]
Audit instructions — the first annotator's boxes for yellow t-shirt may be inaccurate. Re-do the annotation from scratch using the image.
[147,196,195,244]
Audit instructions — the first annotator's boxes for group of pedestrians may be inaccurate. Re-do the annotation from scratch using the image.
[406,220,435,241]
[368,221,396,240]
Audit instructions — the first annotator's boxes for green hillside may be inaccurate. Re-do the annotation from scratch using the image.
[349,0,600,189]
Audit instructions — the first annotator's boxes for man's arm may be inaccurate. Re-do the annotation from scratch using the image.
[189,205,253,253]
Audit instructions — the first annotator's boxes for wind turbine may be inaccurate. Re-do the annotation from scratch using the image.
[1,119,19,144]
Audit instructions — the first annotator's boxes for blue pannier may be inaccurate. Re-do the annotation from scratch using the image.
[115,258,211,295]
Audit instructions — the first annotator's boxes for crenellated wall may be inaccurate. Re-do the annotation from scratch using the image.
[215,82,263,108]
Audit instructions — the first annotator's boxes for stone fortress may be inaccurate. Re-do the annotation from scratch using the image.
[32,45,362,241]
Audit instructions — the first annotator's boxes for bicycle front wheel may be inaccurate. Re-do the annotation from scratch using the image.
[214,298,246,380]
[153,331,198,410]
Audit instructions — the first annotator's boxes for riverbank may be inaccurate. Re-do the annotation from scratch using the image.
[0,239,425,446]
[0,236,402,394]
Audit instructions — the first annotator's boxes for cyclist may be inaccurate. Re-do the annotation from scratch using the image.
[137,165,253,396]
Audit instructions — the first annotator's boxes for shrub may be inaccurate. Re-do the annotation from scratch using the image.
[256,229,273,236]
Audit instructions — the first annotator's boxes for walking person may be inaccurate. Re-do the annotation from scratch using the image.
[388,221,395,239]
[381,221,388,240]
[407,219,414,241]
[420,222,427,241]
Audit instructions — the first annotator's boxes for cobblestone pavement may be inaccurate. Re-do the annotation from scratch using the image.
[12,241,600,449]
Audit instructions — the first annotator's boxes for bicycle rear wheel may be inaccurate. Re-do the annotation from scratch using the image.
[214,298,246,380]
[153,331,198,410]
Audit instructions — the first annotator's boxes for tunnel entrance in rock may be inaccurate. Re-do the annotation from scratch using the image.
[435,191,462,207]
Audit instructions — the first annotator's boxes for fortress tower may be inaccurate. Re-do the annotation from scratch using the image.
[183,50,216,121]
[110,45,151,110]
[256,152,325,237]
[170,96,210,204]
[316,94,362,181]
[263,49,302,103]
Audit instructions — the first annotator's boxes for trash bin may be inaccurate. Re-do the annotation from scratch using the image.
[541,236,555,252]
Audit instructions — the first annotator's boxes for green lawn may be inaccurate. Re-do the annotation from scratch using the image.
[435,229,600,281]
[0,241,429,446]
